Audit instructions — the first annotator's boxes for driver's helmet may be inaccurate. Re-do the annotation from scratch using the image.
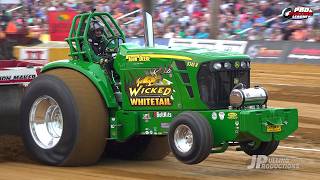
[90,20,104,38]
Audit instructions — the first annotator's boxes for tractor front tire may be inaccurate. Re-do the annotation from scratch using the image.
[106,135,170,160]
[168,112,213,165]
[21,69,107,166]
[240,140,279,156]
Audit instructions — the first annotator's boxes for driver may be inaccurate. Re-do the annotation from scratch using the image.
[88,20,108,57]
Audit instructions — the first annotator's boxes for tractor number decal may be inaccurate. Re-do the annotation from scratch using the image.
[127,75,173,106]
[186,62,199,67]
[126,54,192,62]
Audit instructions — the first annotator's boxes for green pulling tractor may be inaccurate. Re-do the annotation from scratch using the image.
[20,8,298,166]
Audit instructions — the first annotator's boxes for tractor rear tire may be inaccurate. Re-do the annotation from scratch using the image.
[168,112,213,165]
[240,140,279,156]
[106,135,170,160]
[21,69,107,166]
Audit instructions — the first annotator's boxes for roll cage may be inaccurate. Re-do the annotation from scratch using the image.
[66,11,126,62]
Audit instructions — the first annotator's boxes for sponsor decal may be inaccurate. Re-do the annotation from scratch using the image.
[128,75,173,106]
[142,113,151,120]
[228,112,238,120]
[20,49,48,60]
[154,112,172,118]
[149,66,172,76]
[218,112,225,120]
[288,48,320,60]
[144,128,150,134]
[0,68,38,84]
[282,7,313,20]
[212,112,218,120]
[0,74,36,81]
[126,54,192,62]
[126,55,151,62]
[48,11,77,41]
[160,122,170,129]
[58,13,71,21]
[135,75,162,87]
[256,48,282,58]
[153,127,158,134]
[247,45,283,59]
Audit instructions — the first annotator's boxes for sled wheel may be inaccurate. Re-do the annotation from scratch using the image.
[21,69,107,166]
[240,140,279,156]
[106,135,170,160]
[168,112,213,164]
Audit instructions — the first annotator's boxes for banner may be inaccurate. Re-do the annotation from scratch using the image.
[48,11,77,41]
[287,42,320,63]
[245,40,320,63]
[245,41,289,63]
[19,48,48,65]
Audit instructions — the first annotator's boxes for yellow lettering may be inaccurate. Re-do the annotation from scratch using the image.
[158,87,164,94]
[165,98,171,105]
[145,88,151,94]
[130,98,138,105]
[159,98,164,106]
[138,98,144,105]
[163,88,172,96]
[129,86,143,96]
[155,98,159,105]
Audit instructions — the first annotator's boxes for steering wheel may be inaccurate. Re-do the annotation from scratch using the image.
[105,35,125,53]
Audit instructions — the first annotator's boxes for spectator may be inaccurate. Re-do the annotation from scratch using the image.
[0,0,318,42]
[195,26,209,39]
[163,27,175,38]
[260,1,274,18]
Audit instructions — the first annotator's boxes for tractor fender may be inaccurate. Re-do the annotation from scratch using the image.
[41,60,118,108]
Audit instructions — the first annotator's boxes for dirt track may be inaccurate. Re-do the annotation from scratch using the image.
[0,63,319,180]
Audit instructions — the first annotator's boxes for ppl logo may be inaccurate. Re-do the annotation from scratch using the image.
[282,7,313,20]
[58,14,71,21]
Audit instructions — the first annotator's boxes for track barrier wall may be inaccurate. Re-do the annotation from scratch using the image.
[7,38,320,64]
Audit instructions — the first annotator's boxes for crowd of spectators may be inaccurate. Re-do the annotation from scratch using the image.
[0,0,319,42]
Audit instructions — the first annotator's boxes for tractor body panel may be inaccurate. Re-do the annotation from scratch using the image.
[110,108,298,147]
[114,44,250,111]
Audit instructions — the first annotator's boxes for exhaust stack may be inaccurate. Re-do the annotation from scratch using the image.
[142,0,154,47]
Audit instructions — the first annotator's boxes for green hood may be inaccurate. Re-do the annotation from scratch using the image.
[119,43,250,63]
